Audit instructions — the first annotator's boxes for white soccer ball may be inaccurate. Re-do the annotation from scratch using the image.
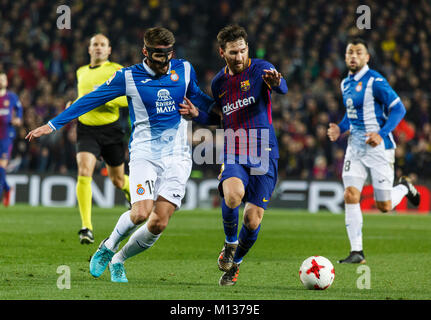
[299,256,335,290]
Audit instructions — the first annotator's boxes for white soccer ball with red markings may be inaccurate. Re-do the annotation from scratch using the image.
[299,256,335,290]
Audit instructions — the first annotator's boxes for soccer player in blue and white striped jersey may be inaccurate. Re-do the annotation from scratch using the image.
[327,38,420,264]
[26,27,214,282]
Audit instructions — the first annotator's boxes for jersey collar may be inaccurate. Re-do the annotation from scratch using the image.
[351,64,369,81]
[142,59,172,77]
[89,60,110,69]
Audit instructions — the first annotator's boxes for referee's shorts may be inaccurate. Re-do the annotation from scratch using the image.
[76,120,126,167]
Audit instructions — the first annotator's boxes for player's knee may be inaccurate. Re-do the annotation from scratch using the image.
[130,206,152,225]
[130,211,148,225]
[244,217,261,231]
[376,201,391,213]
[78,167,93,177]
[224,190,244,208]
[344,187,360,203]
[243,209,263,231]
[148,216,169,234]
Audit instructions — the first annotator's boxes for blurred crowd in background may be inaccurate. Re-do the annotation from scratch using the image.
[1,0,430,181]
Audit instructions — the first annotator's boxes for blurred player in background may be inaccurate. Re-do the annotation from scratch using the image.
[179,25,287,286]
[0,72,23,207]
[67,34,130,244]
[26,27,214,283]
[327,38,421,264]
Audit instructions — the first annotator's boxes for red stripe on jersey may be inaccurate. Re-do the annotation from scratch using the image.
[266,88,272,125]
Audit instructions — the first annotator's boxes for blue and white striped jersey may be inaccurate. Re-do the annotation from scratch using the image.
[341,64,404,150]
[48,59,214,160]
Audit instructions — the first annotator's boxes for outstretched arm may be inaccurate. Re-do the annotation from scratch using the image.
[26,70,126,141]
[25,124,53,141]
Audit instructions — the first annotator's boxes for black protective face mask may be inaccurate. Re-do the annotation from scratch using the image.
[145,46,174,67]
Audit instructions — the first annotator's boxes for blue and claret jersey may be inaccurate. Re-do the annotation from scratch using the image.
[210,58,287,162]
[341,64,405,150]
[48,59,214,161]
[0,91,23,140]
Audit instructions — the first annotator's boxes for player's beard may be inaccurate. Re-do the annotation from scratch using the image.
[229,57,248,74]
[347,61,364,73]
[147,59,169,76]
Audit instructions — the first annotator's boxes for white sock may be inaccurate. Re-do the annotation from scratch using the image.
[111,222,161,264]
[391,184,408,209]
[226,239,239,245]
[104,210,137,252]
[345,203,363,252]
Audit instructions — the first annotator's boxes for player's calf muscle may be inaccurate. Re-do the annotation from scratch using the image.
[109,174,124,189]
[107,164,125,188]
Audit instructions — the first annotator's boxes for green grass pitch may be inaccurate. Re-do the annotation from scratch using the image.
[0,205,430,300]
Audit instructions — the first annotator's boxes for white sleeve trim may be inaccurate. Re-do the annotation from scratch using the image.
[183,61,191,96]
[388,97,400,109]
[47,121,57,131]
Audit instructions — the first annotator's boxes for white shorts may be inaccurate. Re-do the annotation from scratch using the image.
[342,143,395,201]
[129,156,192,209]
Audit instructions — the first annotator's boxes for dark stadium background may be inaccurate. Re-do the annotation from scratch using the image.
[1,0,430,212]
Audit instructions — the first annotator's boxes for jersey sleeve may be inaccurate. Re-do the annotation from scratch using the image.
[185,62,215,113]
[210,76,222,113]
[48,69,126,130]
[106,64,128,108]
[372,76,407,137]
[11,93,23,119]
[194,109,221,125]
[109,95,128,108]
[338,112,350,134]
[373,76,400,109]
[372,76,406,137]
[258,60,288,94]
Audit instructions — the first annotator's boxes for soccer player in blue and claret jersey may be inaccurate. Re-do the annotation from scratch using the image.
[180,25,287,286]
[0,72,23,207]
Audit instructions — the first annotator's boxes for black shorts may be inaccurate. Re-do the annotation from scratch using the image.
[76,120,126,167]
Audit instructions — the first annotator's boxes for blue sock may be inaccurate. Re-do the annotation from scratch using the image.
[233,224,261,264]
[222,198,239,243]
[0,167,7,195]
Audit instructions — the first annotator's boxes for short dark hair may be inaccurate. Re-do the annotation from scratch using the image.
[144,27,175,47]
[217,25,248,50]
[347,37,368,51]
